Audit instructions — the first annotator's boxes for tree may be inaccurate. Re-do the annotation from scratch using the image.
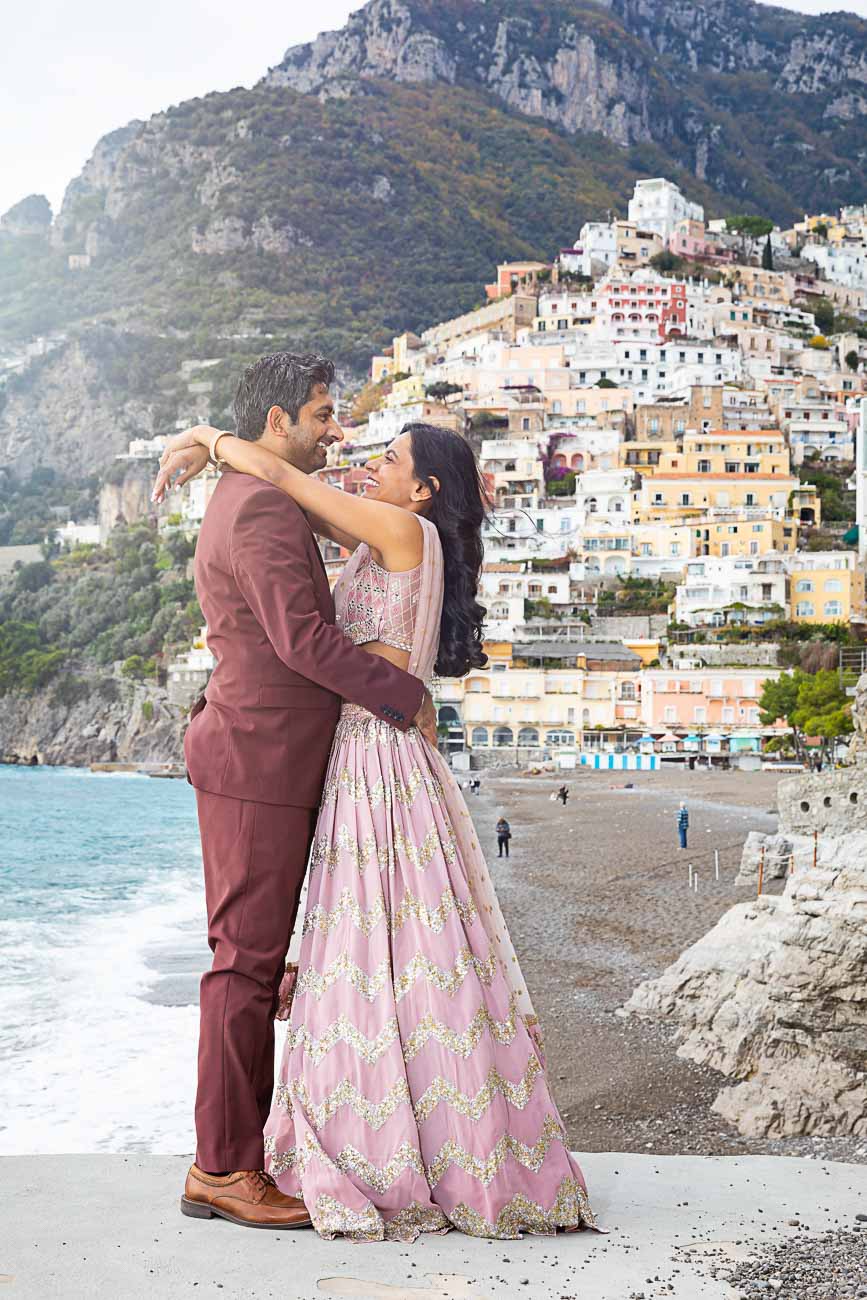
[649,249,685,275]
[762,235,774,271]
[808,336,830,350]
[845,350,860,372]
[759,670,806,758]
[759,668,854,764]
[726,214,774,259]
[596,377,617,388]
[813,297,836,335]
[424,381,462,400]
[791,668,854,763]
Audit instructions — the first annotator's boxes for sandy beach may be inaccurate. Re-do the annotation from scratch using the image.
[462,764,867,1168]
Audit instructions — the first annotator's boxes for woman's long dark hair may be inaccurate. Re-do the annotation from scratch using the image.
[405,422,489,678]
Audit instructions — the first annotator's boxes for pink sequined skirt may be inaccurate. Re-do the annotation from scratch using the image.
[263,704,597,1241]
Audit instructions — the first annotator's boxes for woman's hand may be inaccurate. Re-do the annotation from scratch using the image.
[151,445,211,504]
[159,424,221,464]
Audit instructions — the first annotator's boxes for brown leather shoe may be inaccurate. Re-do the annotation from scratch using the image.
[180,1164,312,1229]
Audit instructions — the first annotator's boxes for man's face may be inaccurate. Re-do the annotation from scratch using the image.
[283,383,344,474]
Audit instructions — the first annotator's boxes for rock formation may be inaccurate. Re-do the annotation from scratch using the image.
[0,673,185,768]
[624,674,867,1138]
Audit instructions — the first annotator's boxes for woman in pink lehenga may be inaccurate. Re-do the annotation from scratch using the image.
[161,419,597,1242]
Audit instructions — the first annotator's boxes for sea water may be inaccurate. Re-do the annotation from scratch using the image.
[0,764,209,1155]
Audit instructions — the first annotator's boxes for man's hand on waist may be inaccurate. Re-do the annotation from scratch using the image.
[413,690,438,747]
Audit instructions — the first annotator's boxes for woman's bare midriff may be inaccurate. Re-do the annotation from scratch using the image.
[358,641,411,672]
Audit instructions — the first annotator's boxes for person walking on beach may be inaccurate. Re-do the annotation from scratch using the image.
[156,405,598,1242]
[557,784,569,806]
[677,801,689,849]
[152,353,435,1232]
[496,815,511,858]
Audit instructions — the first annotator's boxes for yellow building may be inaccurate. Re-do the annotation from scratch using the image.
[434,643,645,752]
[789,553,864,625]
[636,429,801,515]
[614,220,664,269]
[387,374,426,407]
[692,515,798,558]
[619,438,680,476]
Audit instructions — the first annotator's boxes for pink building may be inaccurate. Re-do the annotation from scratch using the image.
[598,277,687,341]
[668,219,708,261]
[641,668,786,746]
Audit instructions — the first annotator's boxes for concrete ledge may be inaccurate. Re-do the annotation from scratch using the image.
[4,1153,866,1299]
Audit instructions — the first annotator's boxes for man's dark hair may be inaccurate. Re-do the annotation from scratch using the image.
[233,352,335,441]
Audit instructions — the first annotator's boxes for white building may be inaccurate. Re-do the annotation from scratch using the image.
[780,391,852,464]
[627,179,704,243]
[120,435,169,461]
[801,241,867,290]
[674,554,787,627]
[573,468,637,521]
[558,222,617,278]
[54,520,102,548]
[855,399,867,565]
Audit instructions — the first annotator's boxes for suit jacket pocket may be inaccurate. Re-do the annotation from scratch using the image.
[258,683,335,710]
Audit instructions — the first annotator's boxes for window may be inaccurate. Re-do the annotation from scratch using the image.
[547,584,558,594]
[749,541,759,556]
[824,600,843,619]
[468,679,486,692]
[517,727,539,746]
[698,459,711,473]
[546,729,575,747]
[521,418,530,431]
[620,681,636,700]
[471,727,489,747]
[493,727,514,747]
[795,579,814,593]
[664,706,676,723]
[745,493,756,507]
[721,543,730,557]
[670,542,680,557]
[694,706,707,724]
[552,400,562,414]
[824,579,843,593]
[648,417,660,433]
[722,707,735,724]
[796,601,814,617]
[680,493,692,506]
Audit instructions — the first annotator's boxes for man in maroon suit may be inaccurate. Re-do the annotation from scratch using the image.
[177,353,433,1229]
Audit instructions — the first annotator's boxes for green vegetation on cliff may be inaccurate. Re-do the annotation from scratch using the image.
[0,523,201,694]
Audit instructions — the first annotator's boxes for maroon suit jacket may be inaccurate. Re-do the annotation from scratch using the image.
[184,470,425,808]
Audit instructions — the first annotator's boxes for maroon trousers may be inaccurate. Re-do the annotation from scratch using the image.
[194,789,316,1173]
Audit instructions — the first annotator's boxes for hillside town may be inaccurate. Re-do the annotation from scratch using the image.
[72,178,867,771]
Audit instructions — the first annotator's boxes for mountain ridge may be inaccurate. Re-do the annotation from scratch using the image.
[0,0,865,478]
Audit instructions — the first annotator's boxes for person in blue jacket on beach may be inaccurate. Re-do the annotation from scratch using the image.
[677,801,689,849]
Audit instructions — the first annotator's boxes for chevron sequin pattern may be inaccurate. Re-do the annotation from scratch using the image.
[263,549,598,1241]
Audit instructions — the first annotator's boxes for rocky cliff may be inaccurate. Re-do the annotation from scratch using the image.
[624,674,867,1138]
[269,0,867,200]
[0,672,185,768]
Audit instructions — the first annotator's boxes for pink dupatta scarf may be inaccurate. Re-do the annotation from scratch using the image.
[405,517,545,1057]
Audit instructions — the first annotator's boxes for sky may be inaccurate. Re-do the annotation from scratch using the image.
[1,0,865,219]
